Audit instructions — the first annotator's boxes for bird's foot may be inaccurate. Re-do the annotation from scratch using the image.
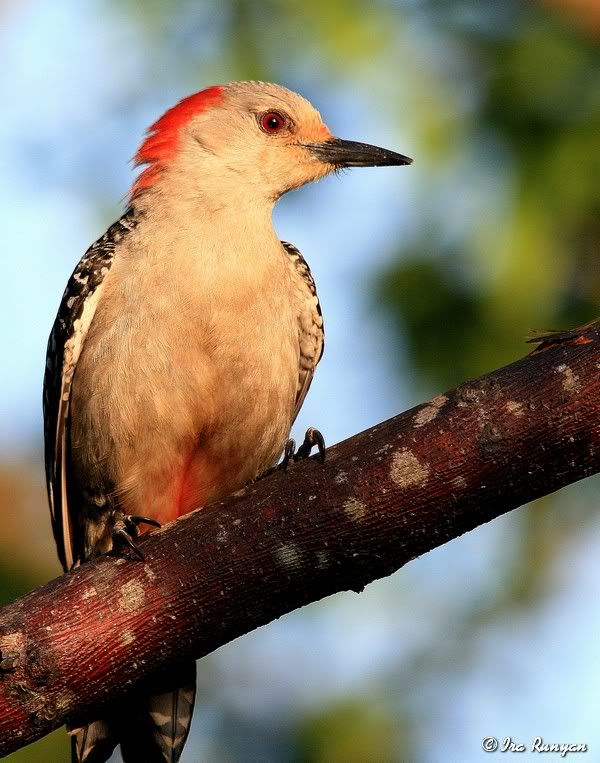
[278,437,298,471]
[279,427,326,470]
[111,512,161,561]
[257,428,326,481]
[294,427,326,463]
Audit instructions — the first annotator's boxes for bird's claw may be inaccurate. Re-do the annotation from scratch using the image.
[111,512,161,561]
[259,428,326,480]
[279,438,297,471]
[279,427,325,469]
[126,514,162,531]
[295,426,326,463]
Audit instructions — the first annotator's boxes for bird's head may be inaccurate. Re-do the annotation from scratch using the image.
[131,81,412,207]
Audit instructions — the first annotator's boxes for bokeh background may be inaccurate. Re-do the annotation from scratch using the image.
[1,1,599,761]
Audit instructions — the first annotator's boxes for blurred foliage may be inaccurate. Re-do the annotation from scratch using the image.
[294,699,404,763]
[2,1,599,761]
[0,561,32,604]
[6,731,68,763]
[376,1,600,392]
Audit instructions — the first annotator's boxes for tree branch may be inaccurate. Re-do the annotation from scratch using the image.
[1,322,599,756]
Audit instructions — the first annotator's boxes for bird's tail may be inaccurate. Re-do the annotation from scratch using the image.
[70,659,197,763]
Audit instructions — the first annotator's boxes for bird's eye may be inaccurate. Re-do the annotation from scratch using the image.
[259,111,286,134]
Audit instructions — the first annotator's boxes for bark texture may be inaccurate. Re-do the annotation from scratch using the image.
[0,322,599,756]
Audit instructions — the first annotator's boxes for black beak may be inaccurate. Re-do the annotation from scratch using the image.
[306,137,412,168]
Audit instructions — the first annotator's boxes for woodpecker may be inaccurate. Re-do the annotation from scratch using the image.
[43,81,411,763]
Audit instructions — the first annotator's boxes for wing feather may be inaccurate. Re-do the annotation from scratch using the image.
[281,241,325,422]
[43,210,139,570]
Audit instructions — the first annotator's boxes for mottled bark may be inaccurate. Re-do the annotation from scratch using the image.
[1,322,599,756]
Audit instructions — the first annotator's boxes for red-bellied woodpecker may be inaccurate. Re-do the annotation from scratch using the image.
[43,81,411,763]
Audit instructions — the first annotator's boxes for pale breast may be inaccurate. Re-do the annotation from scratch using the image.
[69,222,301,523]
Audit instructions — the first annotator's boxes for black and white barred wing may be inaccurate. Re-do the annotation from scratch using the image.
[281,241,325,422]
[43,211,138,570]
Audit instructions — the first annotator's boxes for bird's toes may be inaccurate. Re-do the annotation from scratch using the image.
[127,514,162,530]
[112,525,145,561]
[110,512,161,561]
[294,427,326,463]
[257,430,325,482]
[278,438,297,471]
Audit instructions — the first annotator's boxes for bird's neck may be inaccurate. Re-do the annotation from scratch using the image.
[131,178,282,278]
